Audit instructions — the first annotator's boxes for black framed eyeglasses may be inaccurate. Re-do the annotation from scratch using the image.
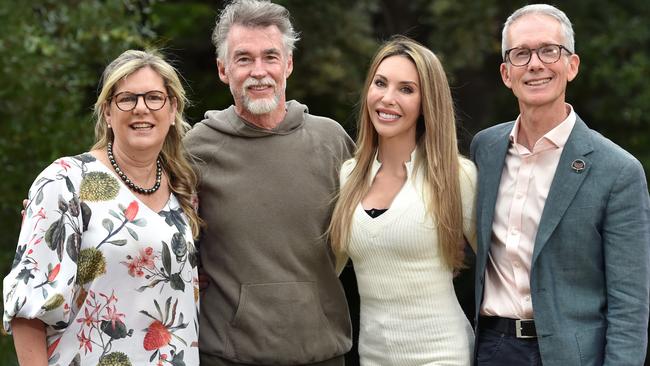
[110,90,169,111]
[504,44,572,67]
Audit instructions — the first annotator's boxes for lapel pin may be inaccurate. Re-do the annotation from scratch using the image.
[571,159,586,173]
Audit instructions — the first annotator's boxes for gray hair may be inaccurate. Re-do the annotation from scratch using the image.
[212,0,300,62]
[501,4,575,59]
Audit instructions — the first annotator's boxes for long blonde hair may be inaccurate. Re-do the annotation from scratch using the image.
[92,49,202,240]
[329,36,465,270]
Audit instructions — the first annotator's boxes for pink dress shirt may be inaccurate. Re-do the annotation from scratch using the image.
[480,105,576,319]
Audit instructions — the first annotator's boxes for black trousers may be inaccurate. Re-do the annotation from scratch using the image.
[476,327,542,366]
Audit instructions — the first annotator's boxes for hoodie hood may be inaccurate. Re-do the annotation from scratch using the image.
[200,100,307,138]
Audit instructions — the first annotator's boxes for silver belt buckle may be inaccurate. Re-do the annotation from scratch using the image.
[515,319,536,338]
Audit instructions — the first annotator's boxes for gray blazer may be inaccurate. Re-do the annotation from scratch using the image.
[470,116,650,365]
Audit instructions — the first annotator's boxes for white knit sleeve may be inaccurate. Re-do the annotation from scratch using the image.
[459,157,478,253]
[334,159,357,275]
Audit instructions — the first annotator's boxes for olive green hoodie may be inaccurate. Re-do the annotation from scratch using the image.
[185,100,354,364]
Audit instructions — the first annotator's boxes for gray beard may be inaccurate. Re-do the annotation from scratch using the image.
[243,93,280,115]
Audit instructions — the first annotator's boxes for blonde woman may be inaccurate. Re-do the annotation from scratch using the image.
[329,36,477,365]
[3,50,201,365]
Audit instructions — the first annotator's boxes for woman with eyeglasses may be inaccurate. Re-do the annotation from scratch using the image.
[3,49,201,365]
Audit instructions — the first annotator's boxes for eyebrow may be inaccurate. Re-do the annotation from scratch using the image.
[232,48,282,58]
[115,89,165,94]
[374,73,419,86]
[262,48,282,56]
[511,42,557,49]
[232,50,250,58]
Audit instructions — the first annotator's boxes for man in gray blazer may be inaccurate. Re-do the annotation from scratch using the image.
[471,4,650,365]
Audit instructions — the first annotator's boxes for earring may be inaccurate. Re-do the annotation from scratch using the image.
[171,121,176,126]
[107,123,112,129]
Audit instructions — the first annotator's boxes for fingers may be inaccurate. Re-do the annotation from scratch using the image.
[198,272,209,291]
[21,199,28,218]
[191,194,199,212]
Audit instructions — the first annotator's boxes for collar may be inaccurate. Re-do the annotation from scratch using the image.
[370,148,417,180]
[510,103,576,152]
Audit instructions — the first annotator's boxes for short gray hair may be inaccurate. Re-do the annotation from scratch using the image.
[501,4,575,59]
[212,0,300,62]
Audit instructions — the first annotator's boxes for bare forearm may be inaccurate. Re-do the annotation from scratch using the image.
[11,318,48,366]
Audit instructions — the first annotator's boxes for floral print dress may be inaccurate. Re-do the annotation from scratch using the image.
[3,153,199,365]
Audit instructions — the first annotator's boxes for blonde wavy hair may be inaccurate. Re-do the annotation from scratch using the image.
[92,49,202,240]
[329,36,465,270]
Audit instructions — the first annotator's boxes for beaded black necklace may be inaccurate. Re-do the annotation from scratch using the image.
[107,142,162,195]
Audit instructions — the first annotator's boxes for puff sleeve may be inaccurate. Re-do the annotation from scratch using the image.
[3,157,84,333]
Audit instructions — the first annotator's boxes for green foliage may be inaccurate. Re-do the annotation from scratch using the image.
[566,1,650,165]
[419,0,501,74]
[284,0,379,130]
[146,1,229,127]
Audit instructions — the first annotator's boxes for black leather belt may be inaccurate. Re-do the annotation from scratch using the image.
[480,316,537,339]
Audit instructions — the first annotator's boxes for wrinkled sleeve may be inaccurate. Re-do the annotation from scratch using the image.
[459,158,478,253]
[602,158,650,365]
[3,158,82,333]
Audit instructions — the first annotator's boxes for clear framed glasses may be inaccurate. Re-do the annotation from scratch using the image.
[111,90,169,111]
[505,44,572,67]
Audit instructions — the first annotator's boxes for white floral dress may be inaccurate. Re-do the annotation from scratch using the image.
[3,153,200,365]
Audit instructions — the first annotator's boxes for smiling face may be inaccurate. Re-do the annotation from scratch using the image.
[218,24,293,122]
[104,66,176,154]
[500,13,579,114]
[366,55,422,144]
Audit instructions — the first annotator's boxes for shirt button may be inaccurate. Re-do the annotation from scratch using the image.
[516,193,524,199]
[524,295,531,302]
[511,228,519,235]
[513,262,520,268]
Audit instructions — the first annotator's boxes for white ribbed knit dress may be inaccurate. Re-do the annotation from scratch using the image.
[340,153,477,366]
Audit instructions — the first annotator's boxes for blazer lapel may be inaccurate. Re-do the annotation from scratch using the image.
[478,124,512,260]
[532,117,594,264]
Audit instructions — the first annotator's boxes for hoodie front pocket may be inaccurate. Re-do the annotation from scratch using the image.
[227,281,339,364]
